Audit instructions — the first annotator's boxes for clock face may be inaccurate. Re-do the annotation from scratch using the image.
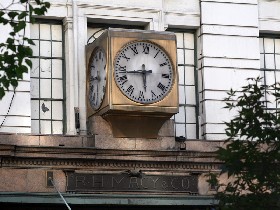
[114,41,173,104]
[88,47,107,110]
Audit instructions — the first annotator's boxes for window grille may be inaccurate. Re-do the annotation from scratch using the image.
[259,36,280,111]
[171,31,199,139]
[30,20,65,134]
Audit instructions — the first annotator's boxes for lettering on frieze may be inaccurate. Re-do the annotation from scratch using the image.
[66,172,198,193]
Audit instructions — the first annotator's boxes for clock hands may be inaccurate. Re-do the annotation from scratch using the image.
[140,64,151,92]
[126,64,152,92]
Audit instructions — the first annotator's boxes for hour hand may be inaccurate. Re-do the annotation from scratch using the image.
[143,73,147,91]
[126,70,138,74]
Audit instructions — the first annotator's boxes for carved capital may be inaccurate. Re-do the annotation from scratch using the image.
[63,17,73,31]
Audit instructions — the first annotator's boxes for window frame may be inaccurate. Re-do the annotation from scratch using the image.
[30,18,66,134]
[167,29,199,139]
[259,34,280,111]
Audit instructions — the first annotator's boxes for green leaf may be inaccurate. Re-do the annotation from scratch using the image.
[0,87,5,99]
[9,21,17,27]
[15,65,27,79]
[29,4,33,12]
[25,46,33,56]
[25,59,32,68]
[29,16,35,24]
[34,8,44,15]
[14,21,26,32]
[6,38,14,44]
[0,17,9,25]
[9,32,16,36]
[2,76,10,89]
[8,11,18,19]
[10,79,18,87]
[45,2,51,8]
[18,11,28,20]
[27,39,35,45]
[0,11,5,17]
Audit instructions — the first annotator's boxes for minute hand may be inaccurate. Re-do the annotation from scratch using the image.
[126,70,152,74]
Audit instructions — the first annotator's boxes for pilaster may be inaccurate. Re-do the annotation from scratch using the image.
[63,17,76,135]
[199,0,260,140]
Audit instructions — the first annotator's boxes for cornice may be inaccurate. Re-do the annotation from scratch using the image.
[80,4,161,14]
[0,144,222,172]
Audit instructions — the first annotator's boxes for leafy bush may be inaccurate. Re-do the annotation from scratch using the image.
[209,77,280,210]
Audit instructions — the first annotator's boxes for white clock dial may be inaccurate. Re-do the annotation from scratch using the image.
[88,47,106,110]
[114,41,173,104]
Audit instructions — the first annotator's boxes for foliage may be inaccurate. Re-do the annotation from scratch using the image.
[210,77,280,210]
[0,0,50,99]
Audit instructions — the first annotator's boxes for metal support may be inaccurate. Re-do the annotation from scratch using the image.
[74,107,80,134]
[48,177,71,210]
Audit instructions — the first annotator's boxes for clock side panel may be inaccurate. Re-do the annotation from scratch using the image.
[110,36,178,114]
[86,33,110,118]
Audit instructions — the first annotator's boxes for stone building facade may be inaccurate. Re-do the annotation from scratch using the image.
[0,0,279,209]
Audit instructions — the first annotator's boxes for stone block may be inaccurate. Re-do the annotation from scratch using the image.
[94,135,136,150]
[135,138,161,150]
[26,169,52,193]
[94,135,175,150]
[39,135,83,147]
[201,1,258,27]
[88,116,112,135]
[135,137,175,150]
[83,136,95,147]
[185,140,221,152]
[203,35,259,59]
[0,134,39,146]
[52,170,67,192]
[160,137,175,150]
[158,119,175,137]
[0,168,27,192]
[0,168,67,193]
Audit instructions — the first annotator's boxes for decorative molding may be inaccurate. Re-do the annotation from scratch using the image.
[0,140,222,173]
[1,157,221,172]
[82,5,160,30]
[79,4,161,13]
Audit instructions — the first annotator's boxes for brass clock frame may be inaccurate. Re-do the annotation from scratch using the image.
[86,28,178,138]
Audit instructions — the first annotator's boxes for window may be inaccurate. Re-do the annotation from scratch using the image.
[30,20,65,134]
[259,36,280,110]
[171,31,199,139]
